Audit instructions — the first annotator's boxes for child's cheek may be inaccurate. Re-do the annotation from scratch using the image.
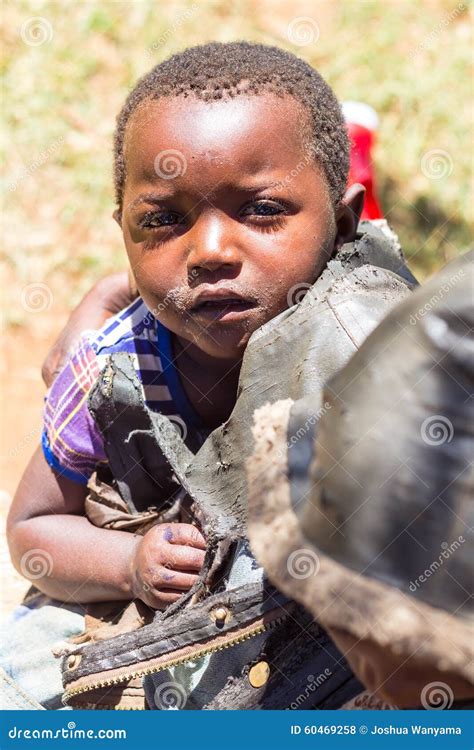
[133,272,170,315]
[122,234,175,306]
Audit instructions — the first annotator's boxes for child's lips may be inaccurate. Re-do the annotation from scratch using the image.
[190,290,258,322]
[191,297,258,322]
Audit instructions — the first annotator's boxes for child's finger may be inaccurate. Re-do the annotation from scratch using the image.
[152,568,200,591]
[160,543,205,572]
[161,523,206,549]
[146,590,183,609]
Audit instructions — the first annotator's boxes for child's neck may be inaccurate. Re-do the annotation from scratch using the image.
[173,335,242,430]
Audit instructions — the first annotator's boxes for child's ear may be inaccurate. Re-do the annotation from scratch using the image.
[113,208,122,227]
[333,183,366,251]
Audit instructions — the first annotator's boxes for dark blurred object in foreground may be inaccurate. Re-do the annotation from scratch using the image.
[248,250,473,707]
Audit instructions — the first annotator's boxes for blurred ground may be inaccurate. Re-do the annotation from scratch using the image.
[1,0,472,612]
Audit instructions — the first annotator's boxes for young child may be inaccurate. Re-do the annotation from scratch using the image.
[6,40,368,708]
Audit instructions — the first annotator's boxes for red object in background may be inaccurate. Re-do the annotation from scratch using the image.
[344,102,384,220]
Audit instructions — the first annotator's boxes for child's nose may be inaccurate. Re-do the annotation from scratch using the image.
[186,213,241,275]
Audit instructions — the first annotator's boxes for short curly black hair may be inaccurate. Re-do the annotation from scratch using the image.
[114,41,349,211]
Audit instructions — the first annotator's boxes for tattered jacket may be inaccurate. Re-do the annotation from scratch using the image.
[59,222,416,710]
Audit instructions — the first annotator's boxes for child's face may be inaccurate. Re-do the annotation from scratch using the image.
[119,93,361,362]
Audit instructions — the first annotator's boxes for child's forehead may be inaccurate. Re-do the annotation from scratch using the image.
[125,92,313,174]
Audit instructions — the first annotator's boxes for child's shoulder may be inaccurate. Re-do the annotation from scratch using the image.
[42,298,167,485]
[89,296,157,362]
[46,296,159,402]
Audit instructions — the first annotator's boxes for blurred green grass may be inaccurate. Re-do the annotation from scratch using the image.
[2,0,472,327]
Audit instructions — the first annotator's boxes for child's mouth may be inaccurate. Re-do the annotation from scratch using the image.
[192,297,257,321]
[190,289,258,322]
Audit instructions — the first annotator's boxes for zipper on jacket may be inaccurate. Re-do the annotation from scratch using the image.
[63,608,289,705]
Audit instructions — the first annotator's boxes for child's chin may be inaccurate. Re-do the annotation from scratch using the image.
[193,327,254,360]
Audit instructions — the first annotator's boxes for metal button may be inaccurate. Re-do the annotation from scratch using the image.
[210,606,229,626]
[249,660,270,688]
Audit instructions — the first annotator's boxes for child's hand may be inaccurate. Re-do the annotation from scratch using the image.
[130,523,206,609]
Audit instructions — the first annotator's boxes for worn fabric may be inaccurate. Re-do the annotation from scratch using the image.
[0,591,85,710]
[145,540,267,710]
[60,222,416,710]
[0,668,45,710]
[42,297,209,485]
[246,251,473,684]
[293,250,474,618]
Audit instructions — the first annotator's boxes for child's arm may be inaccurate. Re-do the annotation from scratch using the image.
[8,446,205,608]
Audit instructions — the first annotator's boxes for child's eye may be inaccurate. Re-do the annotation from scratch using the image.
[138,210,182,229]
[240,200,286,218]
